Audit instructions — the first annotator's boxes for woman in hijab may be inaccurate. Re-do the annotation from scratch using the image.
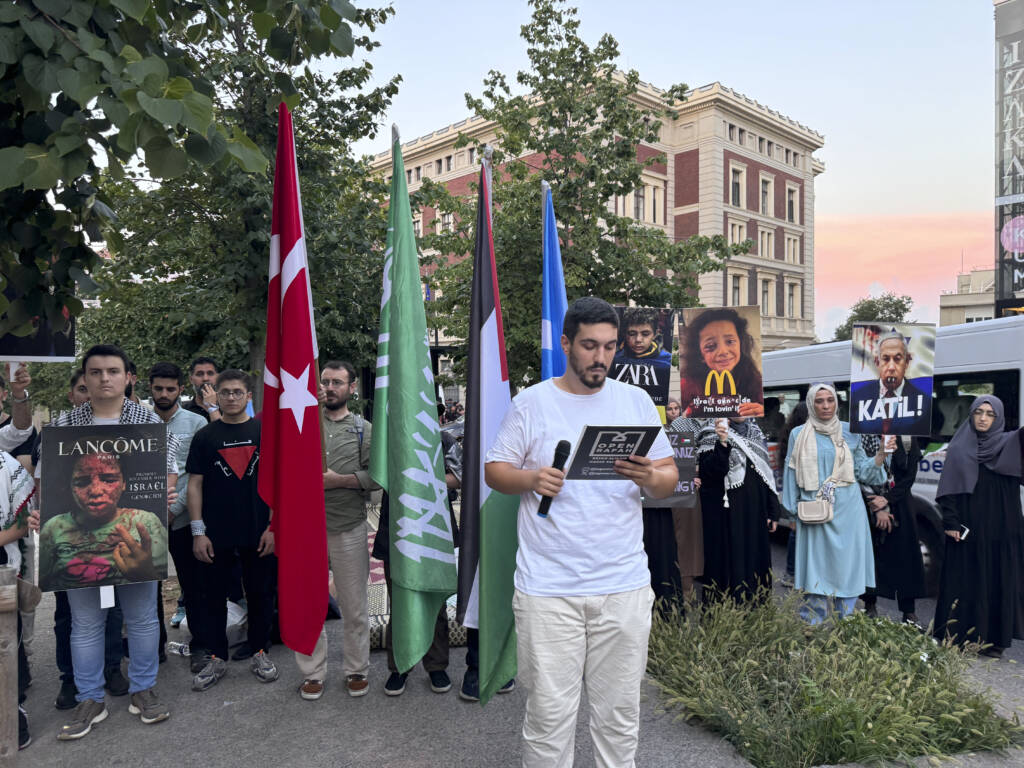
[697,416,778,601]
[782,383,886,623]
[933,395,1024,656]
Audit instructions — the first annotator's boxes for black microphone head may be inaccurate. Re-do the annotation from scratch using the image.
[553,439,572,469]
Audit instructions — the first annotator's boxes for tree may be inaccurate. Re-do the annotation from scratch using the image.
[832,293,915,341]
[1,0,362,339]
[26,9,398,413]
[416,0,742,386]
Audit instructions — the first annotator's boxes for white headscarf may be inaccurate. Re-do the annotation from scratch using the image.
[787,383,856,491]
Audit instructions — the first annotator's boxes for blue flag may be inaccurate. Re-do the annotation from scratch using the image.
[541,182,568,380]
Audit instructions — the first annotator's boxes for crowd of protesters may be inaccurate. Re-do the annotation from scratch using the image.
[2,299,1024,763]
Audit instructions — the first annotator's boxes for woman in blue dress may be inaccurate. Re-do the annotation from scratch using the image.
[782,383,887,623]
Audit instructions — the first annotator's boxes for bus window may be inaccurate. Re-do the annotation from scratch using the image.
[760,389,801,442]
[932,370,1020,440]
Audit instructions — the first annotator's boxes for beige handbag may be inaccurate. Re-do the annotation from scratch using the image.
[797,476,836,525]
[797,499,833,525]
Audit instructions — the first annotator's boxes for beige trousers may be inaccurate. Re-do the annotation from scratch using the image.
[294,522,370,680]
[513,585,654,768]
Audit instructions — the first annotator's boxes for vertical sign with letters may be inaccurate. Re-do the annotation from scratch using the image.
[996,0,1024,315]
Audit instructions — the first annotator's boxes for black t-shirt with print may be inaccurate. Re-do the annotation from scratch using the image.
[185,418,269,549]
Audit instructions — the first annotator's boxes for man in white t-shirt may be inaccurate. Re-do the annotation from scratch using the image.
[486,297,678,768]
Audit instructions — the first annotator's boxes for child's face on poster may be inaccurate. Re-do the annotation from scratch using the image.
[626,323,656,356]
[698,320,741,373]
[71,453,125,525]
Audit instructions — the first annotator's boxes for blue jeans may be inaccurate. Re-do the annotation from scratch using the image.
[55,591,123,683]
[800,594,858,625]
[67,582,159,702]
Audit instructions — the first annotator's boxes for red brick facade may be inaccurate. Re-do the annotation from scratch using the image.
[674,149,699,207]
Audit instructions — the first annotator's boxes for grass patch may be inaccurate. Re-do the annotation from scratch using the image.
[647,589,1022,768]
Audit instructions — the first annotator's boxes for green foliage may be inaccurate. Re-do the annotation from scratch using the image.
[81,20,397,389]
[647,590,1022,768]
[1,0,362,338]
[416,0,740,387]
[833,292,915,341]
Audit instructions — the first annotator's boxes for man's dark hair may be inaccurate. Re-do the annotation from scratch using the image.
[190,356,220,374]
[562,297,619,342]
[127,360,137,376]
[149,362,183,384]
[622,307,659,334]
[69,369,84,389]
[82,344,130,373]
[216,369,252,392]
[322,360,357,384]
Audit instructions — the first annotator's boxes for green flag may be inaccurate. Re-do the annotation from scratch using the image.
[370,128,457,674]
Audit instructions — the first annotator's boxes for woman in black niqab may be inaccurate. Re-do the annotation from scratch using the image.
[932,396,1024,655]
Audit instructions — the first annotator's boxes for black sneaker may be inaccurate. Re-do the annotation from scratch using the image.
[902,613,924,631]
[104,667,129,697]
[190,651,212,675]
[55,679,78,710]
[429,670,452,694]
[459,667,479,702]
[863,602,878,619]
[384,672,407,696]
[18,706,30,750]
[498,678,516,694]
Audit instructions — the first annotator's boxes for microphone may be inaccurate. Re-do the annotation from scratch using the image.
[537,440,572,519]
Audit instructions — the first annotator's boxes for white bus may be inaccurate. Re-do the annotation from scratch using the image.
[759,315,1024,595]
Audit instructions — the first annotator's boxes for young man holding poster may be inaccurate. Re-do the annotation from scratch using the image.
[33,344,178,739]
[485,297,677,767]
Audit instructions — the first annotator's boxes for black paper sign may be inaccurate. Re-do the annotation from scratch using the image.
[565,425,663,480]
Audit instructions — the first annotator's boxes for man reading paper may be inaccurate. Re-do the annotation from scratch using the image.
[485,297,677,768]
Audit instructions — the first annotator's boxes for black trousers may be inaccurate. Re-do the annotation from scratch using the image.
[195,546,276,660]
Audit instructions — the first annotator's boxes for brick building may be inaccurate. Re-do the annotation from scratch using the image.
[371,79,825,356]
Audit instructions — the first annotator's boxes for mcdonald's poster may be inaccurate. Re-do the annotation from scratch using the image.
[610,307,676,422]
[678,306,764,418]
[849,322,935,436]
[38,423,169,592]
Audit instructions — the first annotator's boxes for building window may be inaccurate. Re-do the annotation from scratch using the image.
[792,152,799,168]
[760,177,773,216]
[441,212,453,233]
[651,186,659,224]
[729,221,746,245]
[728,123,735,141]
[785,234,800,264]
[759,229,774,259]
[758,136,765,153]
[413,219,421,237]
[766,140,774,157]
[730,165,746,208]
[786,187,798,223]
[468,147,476,164]
[435,159,443,174]
[731,275,741,306]
[445,155,453,172]
[406,169,412,184]
[787,284,796,318]
[414,166,422,182]
[634,186,645,220]
[785,148,791,164]
[761,279,771,315]
[738,127,746,145]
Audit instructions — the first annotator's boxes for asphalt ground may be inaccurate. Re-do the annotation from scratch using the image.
[11,540,1024,768]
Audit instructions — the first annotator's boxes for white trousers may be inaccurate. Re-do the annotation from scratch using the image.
[513,585,654,768]
[294,522,370,679]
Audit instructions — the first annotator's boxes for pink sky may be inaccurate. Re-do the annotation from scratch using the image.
[813,211,994,339]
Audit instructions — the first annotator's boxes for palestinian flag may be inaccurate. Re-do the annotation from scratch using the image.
[456,159,521,704]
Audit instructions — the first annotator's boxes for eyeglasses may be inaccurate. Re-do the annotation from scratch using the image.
[217,389,248,400]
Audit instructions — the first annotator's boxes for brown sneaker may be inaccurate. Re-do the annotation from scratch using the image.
[346,674,369,697]
[299,679,324,701]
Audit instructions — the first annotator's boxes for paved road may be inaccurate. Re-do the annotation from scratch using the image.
[13,540,1024,767]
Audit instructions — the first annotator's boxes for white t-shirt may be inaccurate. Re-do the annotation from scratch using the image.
[486,377,672,597]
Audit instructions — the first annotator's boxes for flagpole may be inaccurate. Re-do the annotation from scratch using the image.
[483,145,493,217]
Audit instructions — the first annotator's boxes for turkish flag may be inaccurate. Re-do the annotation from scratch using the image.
[259,103,328,656]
